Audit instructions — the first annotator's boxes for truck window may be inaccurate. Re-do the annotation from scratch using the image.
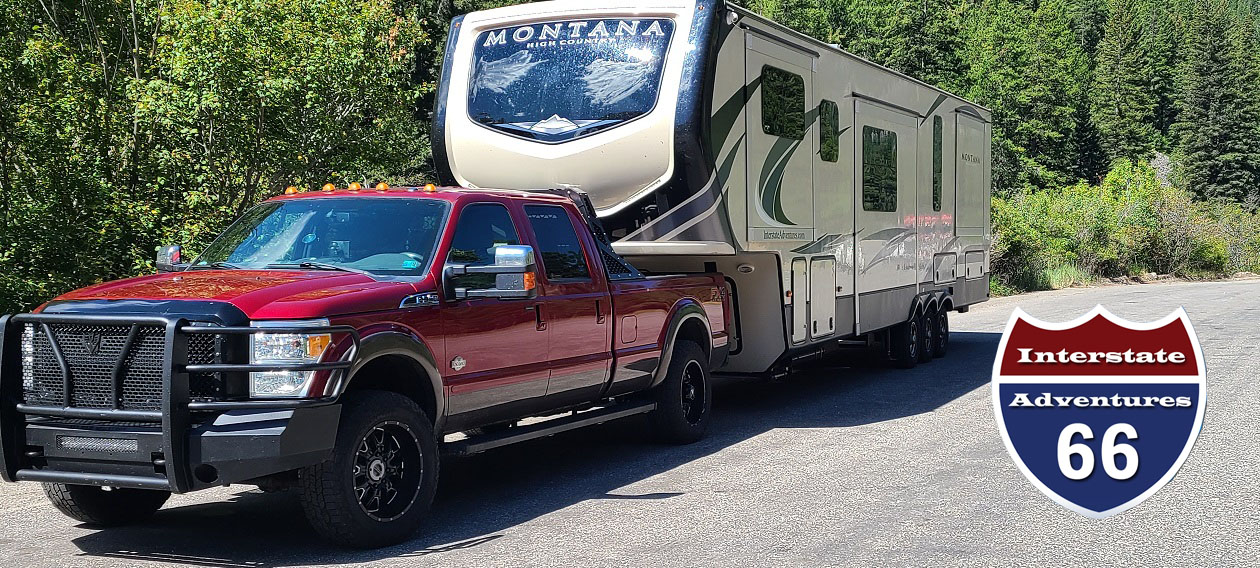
[761,66,805,140]
[820,99,839,162]
[861,125,898,212]
[525,205,592,281]
[447,203,521,289]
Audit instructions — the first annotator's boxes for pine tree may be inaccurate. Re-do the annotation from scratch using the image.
[1143,0,1180,150]
[1176,0,1260,202]
[1091,0,1156,163]
[879,0,967,90]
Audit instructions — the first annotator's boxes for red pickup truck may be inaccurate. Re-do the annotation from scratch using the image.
[0,186,730,547]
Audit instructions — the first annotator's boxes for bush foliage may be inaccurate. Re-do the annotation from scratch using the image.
[992,160,1260,293]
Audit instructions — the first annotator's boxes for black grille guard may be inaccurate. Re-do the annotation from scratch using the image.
[0,313,359,491]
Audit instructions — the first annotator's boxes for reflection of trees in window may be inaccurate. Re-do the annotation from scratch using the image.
[761,66,805,140]
[525,205,591,280]
[448,203,520,289]
[862,126,898,212]
[820,100,839,162]
[933,116,943,212]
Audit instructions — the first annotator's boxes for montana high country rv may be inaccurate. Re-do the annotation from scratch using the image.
[433,0,992,373]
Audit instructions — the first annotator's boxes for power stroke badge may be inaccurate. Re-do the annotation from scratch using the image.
[992,306,1206,518]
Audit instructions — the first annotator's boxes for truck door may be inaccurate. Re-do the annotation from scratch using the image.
[523,204,613,407]
[441,202,550,425]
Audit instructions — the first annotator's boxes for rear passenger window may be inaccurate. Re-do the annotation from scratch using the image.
[761,66,805,140]
[862,126,898,212]
[525,205,591,281]
[447,203,520,289]
[820,100,839,162]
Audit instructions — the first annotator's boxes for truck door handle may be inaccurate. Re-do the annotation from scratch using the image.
[527,304,546,331]
[596,299,606,324]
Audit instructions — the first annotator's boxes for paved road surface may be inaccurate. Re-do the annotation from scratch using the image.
[0,280,1255,567]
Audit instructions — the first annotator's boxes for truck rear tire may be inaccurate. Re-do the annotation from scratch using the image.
[300,391,439,548]
[650,341,712,444]
[42,483,169,526]
[889,317,919,369]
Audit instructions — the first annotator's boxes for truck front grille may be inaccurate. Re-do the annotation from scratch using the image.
[22,323,221,412]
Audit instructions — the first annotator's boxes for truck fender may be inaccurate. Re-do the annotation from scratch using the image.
[337,331,446,434]
[648,301,713,390]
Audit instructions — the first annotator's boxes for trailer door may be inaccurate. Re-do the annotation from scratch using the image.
[744,33,815,245]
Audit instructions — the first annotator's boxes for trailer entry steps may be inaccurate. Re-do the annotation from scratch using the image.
[442,401,657,457]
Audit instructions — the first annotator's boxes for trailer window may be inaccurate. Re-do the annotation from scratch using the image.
[525,205,591,281]
[448,203,521,289]
[861,126,898,212]
[467,18,675,143]
[761,66,805,140]
[820,100,839,162]
[933,116,943,212]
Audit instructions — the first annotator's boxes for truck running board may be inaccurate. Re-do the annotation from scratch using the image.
[442,401,657,457]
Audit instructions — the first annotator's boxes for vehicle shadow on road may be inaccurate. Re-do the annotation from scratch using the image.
[69,331,1000,567]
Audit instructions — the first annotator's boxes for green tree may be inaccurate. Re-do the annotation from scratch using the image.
[1175,0,1260,203]
[1091,0,1156,163]
[0,0,429,312]
[878,0,966,90]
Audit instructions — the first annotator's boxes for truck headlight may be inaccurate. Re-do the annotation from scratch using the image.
[249,320,333,398]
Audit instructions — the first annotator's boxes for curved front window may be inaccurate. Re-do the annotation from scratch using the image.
[467,18,675,143]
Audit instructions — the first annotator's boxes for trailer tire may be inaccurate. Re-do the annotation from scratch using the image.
[650,340,712,444]
[889,318,919,369]
[42,483,169,526]
[933,309,949,358]
[300,390,438,548]
[918,308,936,363]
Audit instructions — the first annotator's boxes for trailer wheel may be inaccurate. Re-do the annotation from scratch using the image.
[917,308,936,363]
[42,483,169,526]
[934,309,949,358]
[300,390,438,548]
[650,340,712,444]
[889,317,919,369]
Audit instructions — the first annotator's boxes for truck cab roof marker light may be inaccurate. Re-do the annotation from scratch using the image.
[347,182,362,191]
[285,186,299,195]
[321,183,335,192]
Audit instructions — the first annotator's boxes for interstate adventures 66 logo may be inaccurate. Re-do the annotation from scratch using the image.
[992,306,1206,518]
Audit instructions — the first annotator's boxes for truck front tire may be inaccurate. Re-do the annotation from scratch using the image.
[650,340,712,444]
[42,483,169,526]
[300,391,439,548]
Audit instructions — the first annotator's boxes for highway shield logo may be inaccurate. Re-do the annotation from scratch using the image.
[991,306,1206,518]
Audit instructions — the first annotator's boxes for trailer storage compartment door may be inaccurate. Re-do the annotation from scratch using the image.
[810,257,836,339]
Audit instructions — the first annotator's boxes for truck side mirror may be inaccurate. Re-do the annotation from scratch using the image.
[443,245,539,301]
[156,245,186,273]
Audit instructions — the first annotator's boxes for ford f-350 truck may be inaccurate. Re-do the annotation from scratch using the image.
[0,186,730,547]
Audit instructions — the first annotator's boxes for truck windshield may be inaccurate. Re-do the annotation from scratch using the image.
[192,198,449,277]
[467,17,675,143]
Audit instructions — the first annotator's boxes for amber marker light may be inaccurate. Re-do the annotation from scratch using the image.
[423,183,437,193]
[375,182,389,191]
[322,183,336,192]
[285,186,299,195]
[347,182,362,191]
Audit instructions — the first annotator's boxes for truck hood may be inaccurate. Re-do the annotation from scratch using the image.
[49,270,423,320]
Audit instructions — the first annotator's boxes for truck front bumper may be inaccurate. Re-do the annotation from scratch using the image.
[10,404,340,492]
[0,312,357,493]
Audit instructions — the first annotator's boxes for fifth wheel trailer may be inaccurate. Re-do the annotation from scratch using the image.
[433,0,992,373]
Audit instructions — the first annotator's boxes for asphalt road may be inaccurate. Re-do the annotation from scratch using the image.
[0,280,1255,567]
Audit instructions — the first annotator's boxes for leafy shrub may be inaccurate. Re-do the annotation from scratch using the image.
[992,159,1259,293]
